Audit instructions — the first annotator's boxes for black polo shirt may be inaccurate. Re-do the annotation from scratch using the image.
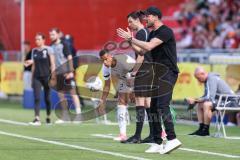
[148,25,179,73]
[135,28,152,62]
[32,46,53,78]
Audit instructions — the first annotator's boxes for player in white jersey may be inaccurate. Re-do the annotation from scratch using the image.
[99,49,136,141]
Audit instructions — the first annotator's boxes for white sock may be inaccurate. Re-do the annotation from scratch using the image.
[126,109,130,125]
[75,107,81,114]
[117,105,128,135]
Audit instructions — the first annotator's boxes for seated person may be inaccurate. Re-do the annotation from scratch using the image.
[186,66,235,136]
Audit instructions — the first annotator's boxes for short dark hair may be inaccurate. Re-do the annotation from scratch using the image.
[36,32,46,39]
[49,27,60,33]
[99,49,109,57]
[127,11,145,22]
[145,6,162,19]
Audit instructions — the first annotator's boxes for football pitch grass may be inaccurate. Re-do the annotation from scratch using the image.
[0,100,239,160]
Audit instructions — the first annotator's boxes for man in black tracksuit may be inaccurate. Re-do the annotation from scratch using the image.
[117,6,181,154]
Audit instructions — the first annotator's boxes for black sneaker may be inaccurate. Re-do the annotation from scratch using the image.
[46,118,51,125]
[141,135,155,143]
[195,129,210,136]
[121,135,141,144]
[188,129,202,135]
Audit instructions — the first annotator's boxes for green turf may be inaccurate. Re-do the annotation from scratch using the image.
[0,100,239,160]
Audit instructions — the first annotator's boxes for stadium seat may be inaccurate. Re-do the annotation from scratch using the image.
[214,94,240,139]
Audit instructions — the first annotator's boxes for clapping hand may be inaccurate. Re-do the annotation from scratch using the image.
[116,28,133,40]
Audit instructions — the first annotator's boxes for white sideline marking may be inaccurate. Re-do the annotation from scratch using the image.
[92,134,116,139]
[0,118,29,126]
[92,134,240,159]
[179,148,240,159]
[1,119,240,159]
[0,131,150,160]
[0,118,117,126]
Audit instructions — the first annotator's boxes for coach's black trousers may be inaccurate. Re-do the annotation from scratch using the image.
[150,70,178,144]
[32,76,51,117]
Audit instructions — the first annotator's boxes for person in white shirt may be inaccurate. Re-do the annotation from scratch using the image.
[99,49,135,141]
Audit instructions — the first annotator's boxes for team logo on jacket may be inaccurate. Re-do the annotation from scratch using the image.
[43,50,47,58]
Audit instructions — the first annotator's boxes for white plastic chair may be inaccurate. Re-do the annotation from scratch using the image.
[214,94,240,139]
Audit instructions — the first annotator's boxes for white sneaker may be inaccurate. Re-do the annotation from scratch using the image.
[159,139,182,154]
[55,119,66,124]
[145,143,164,153]
[29,119,41,126]
[113,134,127,141]
[226,122,236,127]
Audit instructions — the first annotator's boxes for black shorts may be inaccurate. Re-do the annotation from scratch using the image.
[56,74,76,92]
[134,62,154,97]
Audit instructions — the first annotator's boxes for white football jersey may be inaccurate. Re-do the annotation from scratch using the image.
[102,54,136,81]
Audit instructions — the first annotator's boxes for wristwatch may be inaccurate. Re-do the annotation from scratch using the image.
[128,36,132,42]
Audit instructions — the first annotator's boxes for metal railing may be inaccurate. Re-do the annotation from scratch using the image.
[177,49,240,64]
[1,49,240,64]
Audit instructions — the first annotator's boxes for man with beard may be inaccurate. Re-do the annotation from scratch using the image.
[117,6,181,154]
[49,28,81,123]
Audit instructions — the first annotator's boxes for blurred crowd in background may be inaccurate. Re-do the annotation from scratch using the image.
[175,0,240,49]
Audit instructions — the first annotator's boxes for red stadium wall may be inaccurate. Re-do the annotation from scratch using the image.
[0,0,184,50]
[0,0,20,50]
[25,0,184,49]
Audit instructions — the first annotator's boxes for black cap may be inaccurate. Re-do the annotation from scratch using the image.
[145,6,162,19]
